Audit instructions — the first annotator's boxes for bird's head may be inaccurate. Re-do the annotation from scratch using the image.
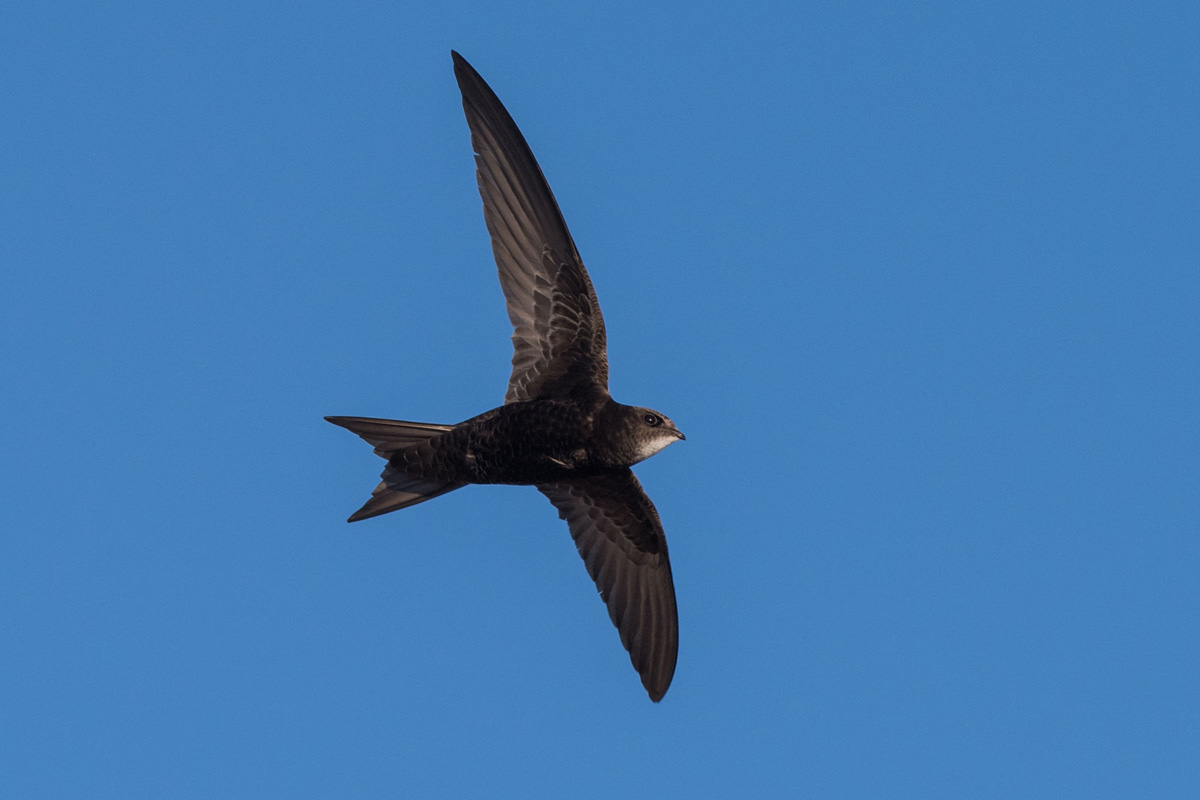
[619,406,686,465]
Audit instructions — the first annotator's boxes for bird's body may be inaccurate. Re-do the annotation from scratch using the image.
[422,398,605,486]
[327,51,684,701]
[410,397,678,485]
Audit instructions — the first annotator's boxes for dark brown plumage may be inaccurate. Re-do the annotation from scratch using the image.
[326,51,684,702]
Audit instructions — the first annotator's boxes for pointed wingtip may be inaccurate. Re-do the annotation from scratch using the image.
[451,50,485,92]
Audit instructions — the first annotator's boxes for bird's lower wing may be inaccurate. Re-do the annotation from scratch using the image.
[538,470,678,701]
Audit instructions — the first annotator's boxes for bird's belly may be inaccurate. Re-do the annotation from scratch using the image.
[463,415,593,484]
[463,441,591,485]
[416,399,601,485]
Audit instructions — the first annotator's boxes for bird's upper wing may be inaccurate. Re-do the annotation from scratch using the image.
[538,470,678,701]
[452,51,609,404]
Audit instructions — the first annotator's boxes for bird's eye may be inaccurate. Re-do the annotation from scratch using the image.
[643,413,661,427]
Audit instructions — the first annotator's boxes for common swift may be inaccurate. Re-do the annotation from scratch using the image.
[327,51,685,701]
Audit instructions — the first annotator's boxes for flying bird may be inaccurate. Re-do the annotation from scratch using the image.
[327,51,685,701]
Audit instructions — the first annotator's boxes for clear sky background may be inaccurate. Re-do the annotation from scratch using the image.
[3,2,1198,797]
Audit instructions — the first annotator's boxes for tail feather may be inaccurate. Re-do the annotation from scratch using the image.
[325,416,454,457]
[347,475,466,521]
[326,415,466,522]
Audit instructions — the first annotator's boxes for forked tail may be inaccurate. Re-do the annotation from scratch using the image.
[325,416,466,521]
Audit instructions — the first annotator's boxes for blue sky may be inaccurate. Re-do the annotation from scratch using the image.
[3,1,1198,797]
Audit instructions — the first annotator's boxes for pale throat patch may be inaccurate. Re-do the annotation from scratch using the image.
[632,430,679,464]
